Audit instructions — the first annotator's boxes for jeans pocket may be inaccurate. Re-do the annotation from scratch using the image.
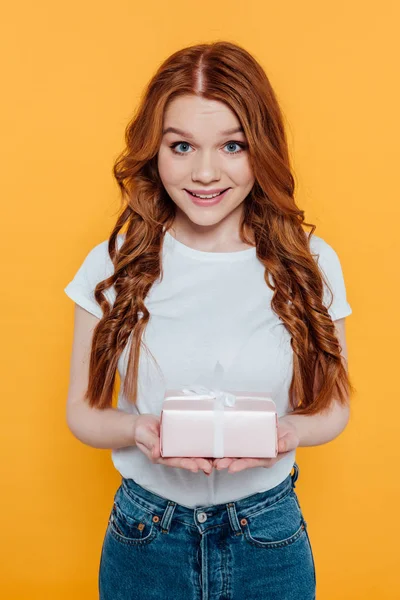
[242,490,307,549]
[107,485,159,546]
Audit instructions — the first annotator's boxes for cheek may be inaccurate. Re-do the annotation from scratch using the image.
[158,149,186,186]
[229,158,254,186]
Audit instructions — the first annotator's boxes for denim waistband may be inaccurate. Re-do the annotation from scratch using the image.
[120,463,300,534]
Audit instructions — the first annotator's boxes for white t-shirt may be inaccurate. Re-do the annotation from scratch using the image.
[64,229,352,508]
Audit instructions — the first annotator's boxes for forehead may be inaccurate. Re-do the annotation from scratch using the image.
[163,95,242,132]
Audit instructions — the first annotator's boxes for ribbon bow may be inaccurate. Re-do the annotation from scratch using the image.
[180,384,236,406]
[179,361,236,458]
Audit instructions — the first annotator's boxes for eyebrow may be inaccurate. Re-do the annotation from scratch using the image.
[162,126,244,138]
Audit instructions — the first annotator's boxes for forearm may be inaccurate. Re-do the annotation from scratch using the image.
[281,401,350,447]
[67,402,139,450]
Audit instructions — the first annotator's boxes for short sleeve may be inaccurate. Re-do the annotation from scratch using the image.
[64,235,124,318]
[309,235,352,321]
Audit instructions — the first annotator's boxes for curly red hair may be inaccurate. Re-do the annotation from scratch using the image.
[84,40,354,416]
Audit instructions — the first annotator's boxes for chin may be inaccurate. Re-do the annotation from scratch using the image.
[184,212,226,227]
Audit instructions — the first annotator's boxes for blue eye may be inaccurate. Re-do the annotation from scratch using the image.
[171,142,191,154]
[225,142,244,154]
[169,141,247,155]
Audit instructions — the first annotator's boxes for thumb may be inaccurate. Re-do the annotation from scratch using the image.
[151,441,161,459]
[278,433,291,453]
[278,429,298,454]
[137,425,159,455]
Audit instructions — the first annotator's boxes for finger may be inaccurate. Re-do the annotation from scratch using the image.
[180,458,199,472]
[194,458,212,472]
[215,458,235,470]
[151,443,161,460]
[139,430,160,456]
[278,434,297,454]
[156,452,211,473]
[227,458,255,472]
[228,458,273,472]
[136,441,153,459]
[194,458,213,475]
[157,457,199,472]
[278,439,287,453]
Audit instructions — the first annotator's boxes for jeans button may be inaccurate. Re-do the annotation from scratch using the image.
[197,511,207,523]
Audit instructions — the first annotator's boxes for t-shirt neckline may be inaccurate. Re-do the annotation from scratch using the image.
[163,229,257,262]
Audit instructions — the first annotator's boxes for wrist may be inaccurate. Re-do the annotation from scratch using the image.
[280,414,297,428]
[279,409,348,447]
[278,414,302,451]
[127,413,140,446]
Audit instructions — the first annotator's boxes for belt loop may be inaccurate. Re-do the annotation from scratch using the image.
[291,462,300,488]
[226,502,243,535]
[159,501,177,534]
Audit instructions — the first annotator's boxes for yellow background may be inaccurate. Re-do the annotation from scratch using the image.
[1,1,399,598]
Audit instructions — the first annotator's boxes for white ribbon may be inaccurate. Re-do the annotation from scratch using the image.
[180,361,236,458]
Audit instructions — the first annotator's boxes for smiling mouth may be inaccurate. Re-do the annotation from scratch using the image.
[185,189,229,198]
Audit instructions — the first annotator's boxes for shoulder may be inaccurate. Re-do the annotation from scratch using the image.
[66,233,126,292]
[306,230,336,257]
[87,233,125,259]
[64,234,126,318]
[305,231,344,273]
[304,231,352,320]
[82,234,126,273]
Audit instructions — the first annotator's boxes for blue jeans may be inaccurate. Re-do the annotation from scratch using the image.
[99,463,316,599]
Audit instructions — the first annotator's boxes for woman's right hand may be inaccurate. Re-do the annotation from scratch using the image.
[133,414,213,475]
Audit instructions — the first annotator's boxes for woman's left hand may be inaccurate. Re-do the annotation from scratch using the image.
[212,416,300,473]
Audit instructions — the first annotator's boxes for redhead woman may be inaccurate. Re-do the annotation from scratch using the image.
[64,40,354,600]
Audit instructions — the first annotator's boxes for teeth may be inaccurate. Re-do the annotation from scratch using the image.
[190,191,224,199]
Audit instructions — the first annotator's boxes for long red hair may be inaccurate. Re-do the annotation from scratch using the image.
[85,40,354,416]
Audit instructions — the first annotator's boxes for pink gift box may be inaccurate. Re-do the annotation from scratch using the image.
[160,390,278,459]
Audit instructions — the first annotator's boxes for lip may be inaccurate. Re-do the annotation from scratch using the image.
[185,187,229,195]
[185,188,230,206]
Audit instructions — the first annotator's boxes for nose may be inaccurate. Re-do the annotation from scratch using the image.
[192,150,220,183]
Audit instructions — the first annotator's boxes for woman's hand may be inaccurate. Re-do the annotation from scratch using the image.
[212,416,300,473]
[134,414,213,475]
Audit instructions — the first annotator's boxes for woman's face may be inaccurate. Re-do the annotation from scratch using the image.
[157,95,255,233]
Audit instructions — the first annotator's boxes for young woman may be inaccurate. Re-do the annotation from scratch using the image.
[64,40,354,600]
